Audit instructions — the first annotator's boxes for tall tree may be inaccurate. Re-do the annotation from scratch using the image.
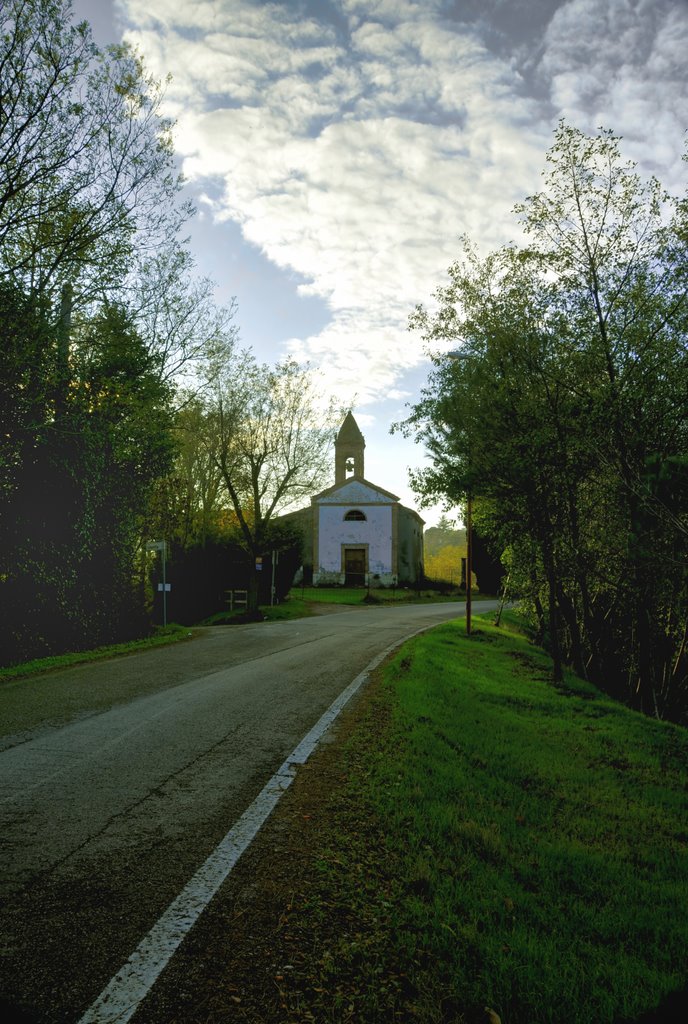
[401,124,688,719]
[0,0,226,661]
[197,352,338,611]
[0,0,186,303]
[0,304,175,662]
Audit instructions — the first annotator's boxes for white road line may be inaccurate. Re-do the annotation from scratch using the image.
[76,626,435,1024]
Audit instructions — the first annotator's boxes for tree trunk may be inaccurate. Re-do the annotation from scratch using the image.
[246,560,261,614]
[556,581,588,679]
[541,540,563,682]
[54,283,72,420]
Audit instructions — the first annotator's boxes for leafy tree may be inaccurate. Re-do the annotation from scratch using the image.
[401,124,688,719]
[0,305,175,662]
[0,1,218,661]
[196,353,338,611]
[127,245,240,392]
[424,543,466,585]
[0,0,185,303]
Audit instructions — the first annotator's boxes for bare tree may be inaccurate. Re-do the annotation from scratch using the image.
[126,244,240,391]
[0,0,187,303]
[199,352,338,610]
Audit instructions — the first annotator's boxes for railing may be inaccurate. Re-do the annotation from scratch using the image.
[226,589,248,611]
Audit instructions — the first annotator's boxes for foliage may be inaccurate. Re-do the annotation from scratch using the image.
[191,351,340,611]
[0,303,175,664]
[0,0,186,303]
[424,541,465,584]
[400,123,688,720]
[0,1,238,661]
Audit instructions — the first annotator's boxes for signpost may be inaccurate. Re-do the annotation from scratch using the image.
[146,540,168,627]
[271,550,279,606]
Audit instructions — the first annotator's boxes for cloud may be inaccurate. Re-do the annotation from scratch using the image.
[538,0,688,184]
[121,0,686,407]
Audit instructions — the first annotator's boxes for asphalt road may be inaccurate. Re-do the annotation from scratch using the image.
[0,600,491,1023]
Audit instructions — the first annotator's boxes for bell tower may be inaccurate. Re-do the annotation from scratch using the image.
[335,412,365,485]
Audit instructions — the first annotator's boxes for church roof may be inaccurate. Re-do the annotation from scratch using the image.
[337,411,365,445]
[311,476,400,503]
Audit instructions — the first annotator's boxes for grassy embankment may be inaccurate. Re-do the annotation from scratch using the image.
[0,623,191,682]
[254,611,688,1024]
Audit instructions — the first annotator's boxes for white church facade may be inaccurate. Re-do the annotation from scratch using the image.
[289,413,425,587]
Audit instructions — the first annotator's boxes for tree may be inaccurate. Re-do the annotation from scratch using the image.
[0,0,186,304]
[401,124,688,719]
[0,0,226,661]
[0,304,175,662]
[197,353,338,612]
[127,245,240,392]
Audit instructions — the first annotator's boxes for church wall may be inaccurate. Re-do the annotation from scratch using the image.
[315,504,394,584]
[397,507,425,584]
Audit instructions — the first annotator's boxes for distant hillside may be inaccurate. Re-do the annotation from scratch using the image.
[424,523,506,594]
[424,525,466,557]
[423,525,467,585]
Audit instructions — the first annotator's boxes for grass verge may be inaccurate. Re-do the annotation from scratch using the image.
[298,586,491,605]
[204,610,688,1024]
[201,596,313,625]
[0,623,192,683]
[201,587,490,625]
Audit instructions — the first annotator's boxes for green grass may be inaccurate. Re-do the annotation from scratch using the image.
[280,612,688,1023]
[297,585,489,605]
[0,623,192,683]
[201,586,484,625]
[201,595,313,625]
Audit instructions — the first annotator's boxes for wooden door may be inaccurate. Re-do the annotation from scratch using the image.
[344,548,366,587]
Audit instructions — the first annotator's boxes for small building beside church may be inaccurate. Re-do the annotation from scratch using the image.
[288,413,424,587]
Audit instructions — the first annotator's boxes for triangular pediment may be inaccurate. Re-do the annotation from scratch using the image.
[313,477,400,505]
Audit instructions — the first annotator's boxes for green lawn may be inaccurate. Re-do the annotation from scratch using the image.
[295,584,487,605]
[274,611,688,1023]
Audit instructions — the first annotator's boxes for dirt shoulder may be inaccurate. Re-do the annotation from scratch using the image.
[134,665,407,1024]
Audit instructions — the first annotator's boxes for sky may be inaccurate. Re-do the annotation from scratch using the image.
[73,0,688,526]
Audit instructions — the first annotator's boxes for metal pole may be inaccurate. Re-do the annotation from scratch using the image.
[466,494,472,635]
[271,550,278,606]
[162,541,167,628]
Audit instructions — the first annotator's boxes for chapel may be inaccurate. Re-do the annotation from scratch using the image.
[290,412,425,587]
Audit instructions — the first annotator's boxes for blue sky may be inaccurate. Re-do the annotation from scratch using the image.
[74,0,687,525]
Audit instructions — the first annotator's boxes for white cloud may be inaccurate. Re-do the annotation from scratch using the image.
[121,0,686,414]
[539,0,688,185]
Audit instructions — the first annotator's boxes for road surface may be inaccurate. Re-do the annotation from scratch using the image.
[0,600,493,1023]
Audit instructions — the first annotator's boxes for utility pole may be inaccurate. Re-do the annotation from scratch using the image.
[465,494,472,635]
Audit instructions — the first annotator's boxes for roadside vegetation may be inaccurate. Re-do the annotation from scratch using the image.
[0,624,191,684]
[201,585,494,624]
[0,0,338,670]
[214,611,688,1024]
[400,123,688,724]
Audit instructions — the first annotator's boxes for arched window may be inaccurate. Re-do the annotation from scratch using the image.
[344,509,366,521]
